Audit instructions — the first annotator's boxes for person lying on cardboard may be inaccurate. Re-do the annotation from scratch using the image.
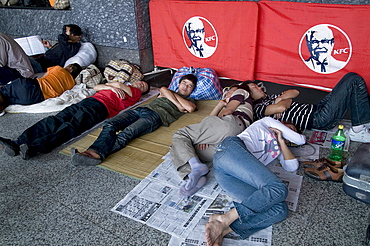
[0,80,149,160]
[70,74,198,166]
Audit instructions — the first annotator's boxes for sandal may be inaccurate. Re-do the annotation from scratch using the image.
[302,158,342,169]
[304,164,344,182]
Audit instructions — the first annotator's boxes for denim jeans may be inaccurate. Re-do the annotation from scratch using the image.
[213,136,289,239]
[313,72,370,130]
[89,107,162,159]
[15,97,108,154]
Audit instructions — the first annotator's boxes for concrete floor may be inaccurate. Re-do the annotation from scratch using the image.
[1,76,369,245]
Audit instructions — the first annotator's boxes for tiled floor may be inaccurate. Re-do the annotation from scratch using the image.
[1,109,369,246]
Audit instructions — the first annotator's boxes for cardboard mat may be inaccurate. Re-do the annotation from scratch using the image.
[60,99,218,179]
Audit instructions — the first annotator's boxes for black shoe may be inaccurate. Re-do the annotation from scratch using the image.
[19,144,34,160]
[0,136,19,156]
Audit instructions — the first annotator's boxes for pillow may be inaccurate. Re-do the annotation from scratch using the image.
[64,42,97,68]
[169,67,222,100]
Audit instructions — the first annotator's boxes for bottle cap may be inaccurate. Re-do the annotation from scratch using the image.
[338,125,344,129]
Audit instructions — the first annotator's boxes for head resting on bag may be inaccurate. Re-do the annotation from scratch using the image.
[65,63,82,78]
[177,74,197,96]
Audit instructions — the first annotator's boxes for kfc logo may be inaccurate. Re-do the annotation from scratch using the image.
[183,16,218,58]
[299,24,352,74]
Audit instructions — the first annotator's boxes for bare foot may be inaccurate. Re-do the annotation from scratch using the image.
[205,214,232,246]
[79,149,101,160]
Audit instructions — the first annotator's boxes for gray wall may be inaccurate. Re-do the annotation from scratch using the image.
[0,0,369,72]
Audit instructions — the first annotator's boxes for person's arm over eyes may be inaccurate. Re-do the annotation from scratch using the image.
[263,117,306,145]
[159,87,196,113]
[57,33,81,58]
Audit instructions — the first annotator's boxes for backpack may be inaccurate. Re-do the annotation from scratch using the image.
[169,67,222,100]
[104,59,144,83]
[74,64,103,89]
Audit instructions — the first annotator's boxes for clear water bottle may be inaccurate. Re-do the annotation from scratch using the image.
[328,125,346,162]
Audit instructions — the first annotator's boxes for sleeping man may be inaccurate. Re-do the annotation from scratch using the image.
[70,74,197,166]
[0,64,82,114]
[0,80,149,160]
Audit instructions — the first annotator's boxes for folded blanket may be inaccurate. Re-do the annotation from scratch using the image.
[5,84,96,113]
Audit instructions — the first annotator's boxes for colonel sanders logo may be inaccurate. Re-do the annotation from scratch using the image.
[183,16,218,58]
[299,24,352,74]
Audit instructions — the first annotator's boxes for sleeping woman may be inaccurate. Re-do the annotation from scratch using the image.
[205,117,306,246]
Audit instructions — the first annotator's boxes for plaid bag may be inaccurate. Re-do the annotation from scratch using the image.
[169,67,222,100]
[74,64,103,89]
[49,0,69,9]
[104,60,144,83]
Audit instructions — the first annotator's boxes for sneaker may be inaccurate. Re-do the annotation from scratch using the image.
[0,136,19,156]
[0,110,5,117]
[348,127,370,143]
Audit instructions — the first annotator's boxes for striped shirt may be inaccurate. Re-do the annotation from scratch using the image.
[254,94,317,131]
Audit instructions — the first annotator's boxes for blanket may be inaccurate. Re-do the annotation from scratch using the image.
[5,84,96,113]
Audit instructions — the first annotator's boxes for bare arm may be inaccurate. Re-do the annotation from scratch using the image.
[209,100,227,116]
[217,100,241,118]
[264,98,293,116]
[93,82,132,99]
[158,87,196,113]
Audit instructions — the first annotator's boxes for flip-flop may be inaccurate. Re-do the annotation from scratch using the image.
[304,164,343,182]
[302,158,342,169]
[70,148,102,166]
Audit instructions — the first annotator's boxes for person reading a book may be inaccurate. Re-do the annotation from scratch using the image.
[30,24,82,72]
[0,64,81,113]
[0,32,35,85]
[0,80,149,160]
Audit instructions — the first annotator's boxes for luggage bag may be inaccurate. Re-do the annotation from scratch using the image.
[343,143,370,204]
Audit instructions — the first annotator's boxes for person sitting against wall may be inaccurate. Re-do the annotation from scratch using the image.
[249,72,370,143]
[205,117,306,246]
[30,24,82,73]
[0,64,81,114]
[70,74,198,166]
[0,80,149,160]
[0,32,34,85]
[170,82,253,198]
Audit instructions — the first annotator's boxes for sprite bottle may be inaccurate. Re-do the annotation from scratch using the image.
[328,125,346,162]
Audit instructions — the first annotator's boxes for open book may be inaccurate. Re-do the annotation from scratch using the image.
[15,35,46,56]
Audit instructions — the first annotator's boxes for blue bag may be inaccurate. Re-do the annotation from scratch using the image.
[169,67,222,100]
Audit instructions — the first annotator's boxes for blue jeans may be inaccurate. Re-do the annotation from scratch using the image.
[89,107,162,159]
[213,136,289,239]
[15,97,108,154]
[313,72,370,130]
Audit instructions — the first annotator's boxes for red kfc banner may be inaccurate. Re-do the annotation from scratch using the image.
[149,0,258,81]
[255,1,370,92]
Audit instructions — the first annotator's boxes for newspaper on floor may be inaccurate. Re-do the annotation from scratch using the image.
[111,157,222,238]
[288,143,320,162]
[309,119,351,151]
[169,167,303,246]
[169,191,273,246]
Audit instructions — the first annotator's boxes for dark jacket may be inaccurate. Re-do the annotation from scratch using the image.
[44,33,81,67]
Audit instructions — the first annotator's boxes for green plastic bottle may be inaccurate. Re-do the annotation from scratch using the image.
[328,125,346,162]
